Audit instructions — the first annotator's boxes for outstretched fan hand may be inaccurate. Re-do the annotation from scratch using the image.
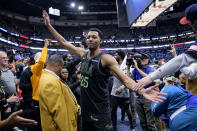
[142,84,167,103]
[7,110,37,127]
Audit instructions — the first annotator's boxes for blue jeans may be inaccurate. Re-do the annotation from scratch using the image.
[170,107,197,131]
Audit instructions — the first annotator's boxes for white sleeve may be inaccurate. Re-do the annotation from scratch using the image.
[150,53,196,80]
[180,63,197,79]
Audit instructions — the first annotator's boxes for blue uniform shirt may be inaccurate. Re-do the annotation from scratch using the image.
[151,85,187,118]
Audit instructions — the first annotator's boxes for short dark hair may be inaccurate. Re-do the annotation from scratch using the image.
[7,50,15,56]
[28,57,35,66]
[88,28,103,39]
[141,53,150,60]
[116,50,125,60]
[154,60,159,64]
[62,54,69,61]
[47,55,64,66]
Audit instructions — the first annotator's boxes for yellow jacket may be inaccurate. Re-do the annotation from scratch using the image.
[186,77,197,96]
[184,62,197,96]
[30,47,48,101]
[39,70,78,131]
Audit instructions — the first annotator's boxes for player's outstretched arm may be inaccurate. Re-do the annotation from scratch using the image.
[101,54,166,103]
[42,10,86,58]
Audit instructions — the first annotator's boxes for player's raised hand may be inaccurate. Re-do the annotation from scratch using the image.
[43,10,50,26]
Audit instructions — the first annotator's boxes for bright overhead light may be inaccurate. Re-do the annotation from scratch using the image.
[70,2,75,8]
[78,5,84,10]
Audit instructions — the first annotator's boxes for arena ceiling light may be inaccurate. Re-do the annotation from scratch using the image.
[70,2,76,8]
[78,5,84,11]
[131,0,178,27]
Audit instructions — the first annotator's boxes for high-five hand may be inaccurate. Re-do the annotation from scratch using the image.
[141,84,167,103]
[133,75,153,91]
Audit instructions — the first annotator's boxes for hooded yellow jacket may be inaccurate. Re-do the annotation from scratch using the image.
[186,78,197,96]
[30,47,48,101]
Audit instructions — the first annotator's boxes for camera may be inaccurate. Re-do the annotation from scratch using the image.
[126,53,143,68]
[126,52,150,69]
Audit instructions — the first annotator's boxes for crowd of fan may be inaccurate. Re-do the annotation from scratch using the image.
[0,13,195,49]
[1,4,197,130]
[0,40,192,64]
[0,39,193,131]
